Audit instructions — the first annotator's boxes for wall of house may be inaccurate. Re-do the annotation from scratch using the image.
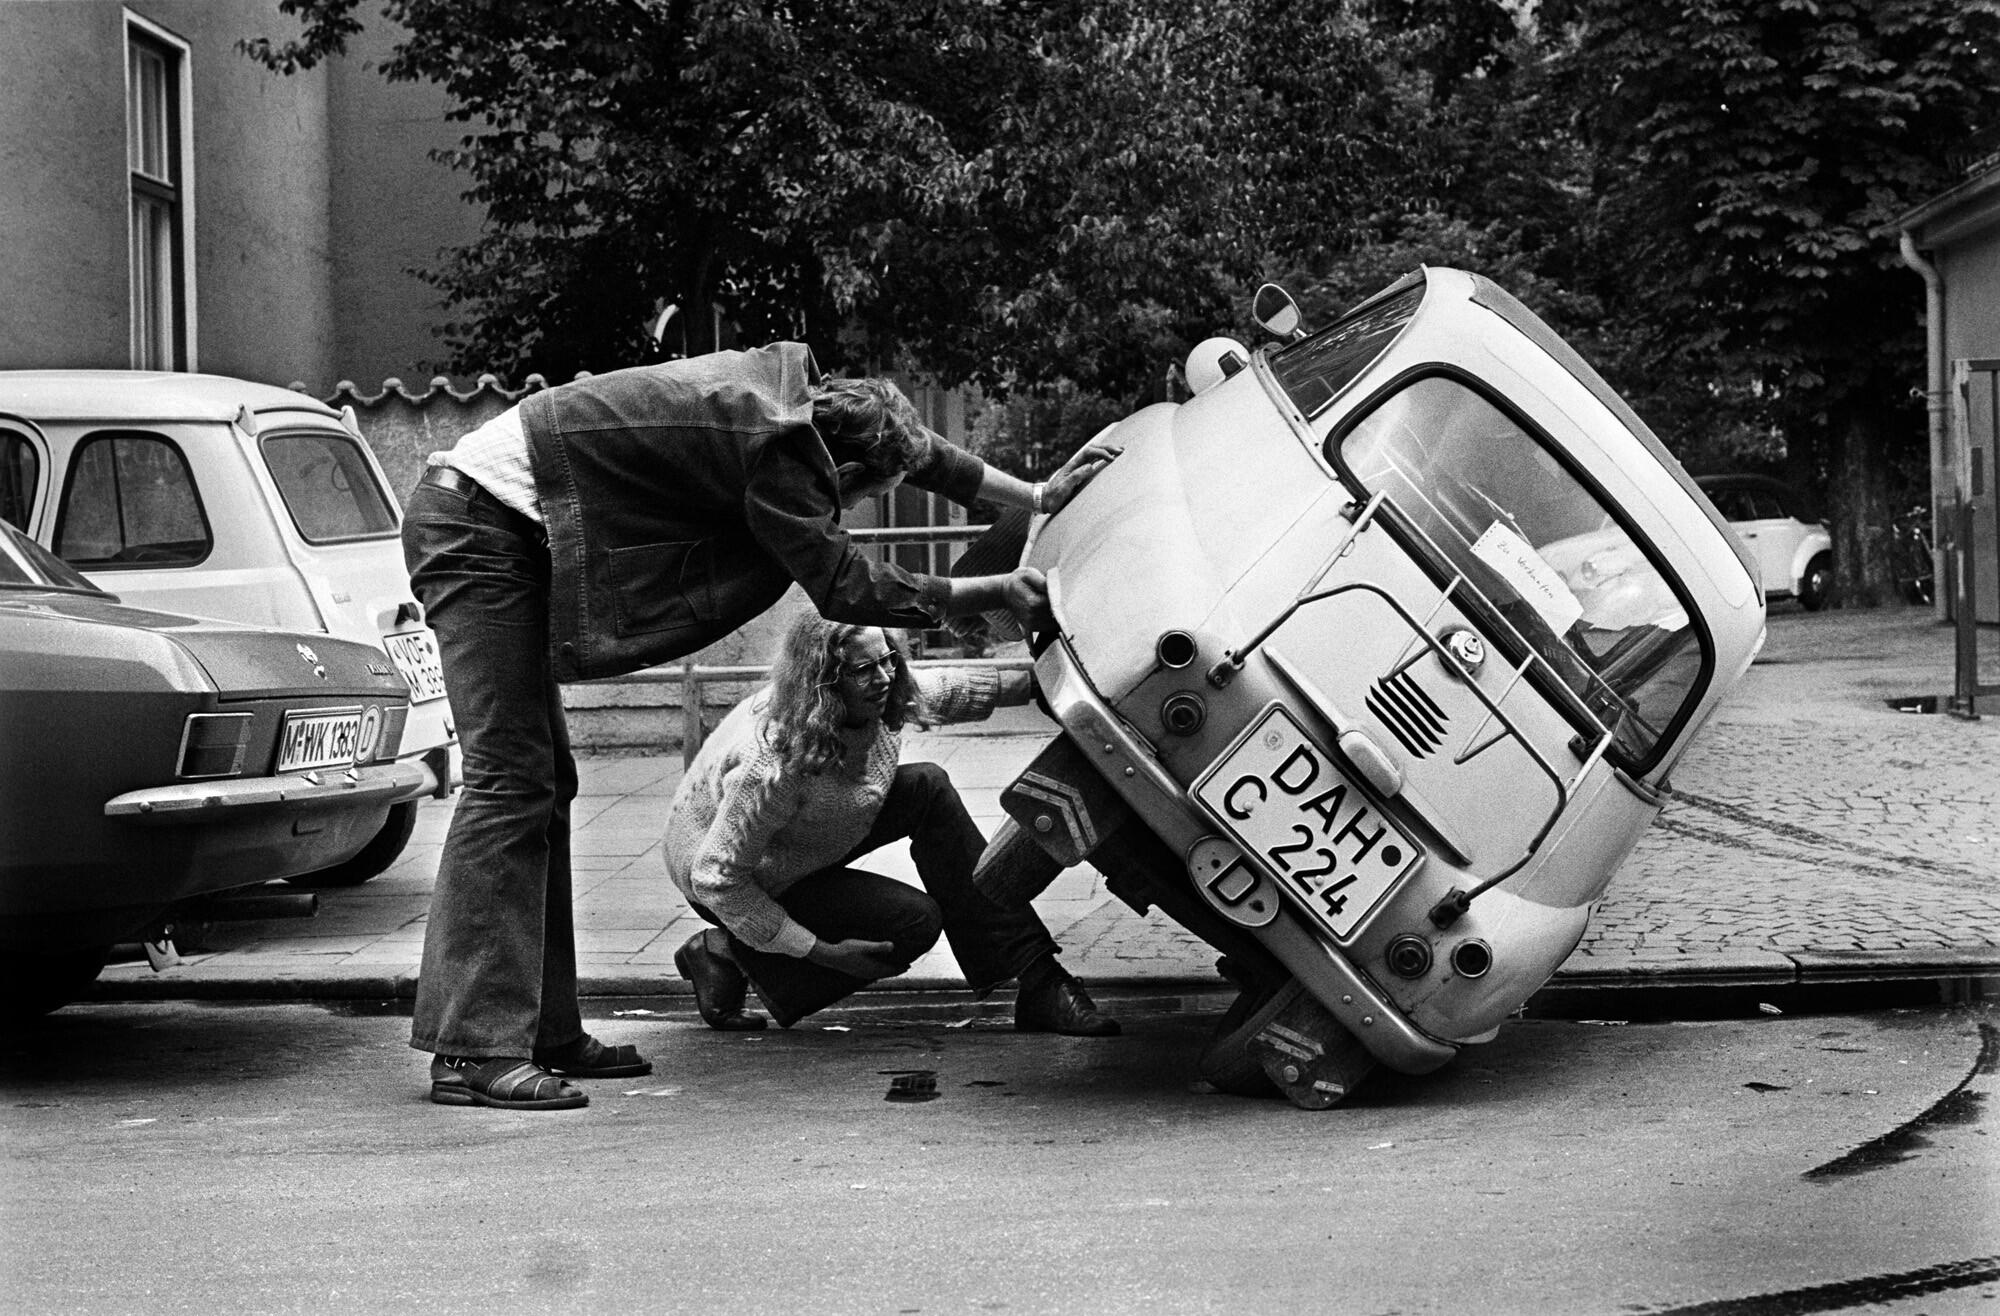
[1,2,147,369]
[1941,232,2000,623]
[1920,176,2000,624]
[0,1,483,395]
[0,0,338,384]
[325,20,486,396]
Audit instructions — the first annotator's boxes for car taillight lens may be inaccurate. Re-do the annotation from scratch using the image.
[178,712,253,778]
[376,704,409,761]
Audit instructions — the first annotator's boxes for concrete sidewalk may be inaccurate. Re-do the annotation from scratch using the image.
[93,603,2000,1009]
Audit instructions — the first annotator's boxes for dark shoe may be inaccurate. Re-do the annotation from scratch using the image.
[1015,976,1121,1037]
[428,1056,587,1110]
[532,1034,652,1079]
[674,930,768,1031]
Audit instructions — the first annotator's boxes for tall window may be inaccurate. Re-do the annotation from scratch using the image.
[127,21,189,370]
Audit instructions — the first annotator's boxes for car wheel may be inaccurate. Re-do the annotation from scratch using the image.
[1196,977,1299,1099]
[285,800,419,888]
[1797,554,1832,611]
[3,946,110,1018]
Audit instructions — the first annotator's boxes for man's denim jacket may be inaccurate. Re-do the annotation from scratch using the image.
[521,342,985,681]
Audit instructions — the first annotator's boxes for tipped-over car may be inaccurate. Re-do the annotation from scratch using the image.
[977,268,1766,1108]
[0,519,420,1013]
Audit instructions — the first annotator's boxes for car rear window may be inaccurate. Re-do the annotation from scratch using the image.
[1332,373,1708,772]
[55,431,212,568]
[260,430,399,543]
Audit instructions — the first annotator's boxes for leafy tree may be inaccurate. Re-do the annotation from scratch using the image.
[246,0,1405,400]
[1549,0,2000,604]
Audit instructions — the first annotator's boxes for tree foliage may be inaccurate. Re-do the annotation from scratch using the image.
[245,0,1405,396]
[248,0,2000,606]
[1549,0,2000,601]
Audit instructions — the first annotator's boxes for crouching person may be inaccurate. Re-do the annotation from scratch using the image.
[663,613,1118,1036]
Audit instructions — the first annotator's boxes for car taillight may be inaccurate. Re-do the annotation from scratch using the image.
[376,704,409,761]
[178,712,253,778]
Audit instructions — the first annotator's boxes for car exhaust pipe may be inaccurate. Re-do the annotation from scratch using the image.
[183,890,320,922]
[1160,692,1206,736]
[1385,934,1433,978]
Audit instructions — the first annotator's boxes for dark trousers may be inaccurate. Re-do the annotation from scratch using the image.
[711,763,1060,1027]
[401,475,582,1058]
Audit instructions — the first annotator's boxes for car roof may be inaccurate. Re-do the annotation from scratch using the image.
[0,370,342,426]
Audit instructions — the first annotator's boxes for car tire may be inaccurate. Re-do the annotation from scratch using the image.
[285,800,419,888]
[1196,977,1298,1099]
[3,946,110,1018]
[1797,554,1832,611]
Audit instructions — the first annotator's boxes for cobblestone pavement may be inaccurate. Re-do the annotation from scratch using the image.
[95,603,2000,1005]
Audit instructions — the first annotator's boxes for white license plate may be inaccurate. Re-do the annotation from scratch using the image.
[1193,706,1420,940]
[278,708,363,772]
[384,627,448,703]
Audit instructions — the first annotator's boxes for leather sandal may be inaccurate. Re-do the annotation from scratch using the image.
[532,1034,652,1079]
[429,1056,587,1110]
[674,930,768,1031]
[1015,977,1122,1037]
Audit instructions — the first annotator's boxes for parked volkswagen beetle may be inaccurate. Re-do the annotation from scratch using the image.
[0,520,419,1013]
[0,371,454,885]
[978,268,1766,1107]
[1695,473,1831,611]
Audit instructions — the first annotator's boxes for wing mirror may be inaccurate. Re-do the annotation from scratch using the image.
[1252,283,1305,341]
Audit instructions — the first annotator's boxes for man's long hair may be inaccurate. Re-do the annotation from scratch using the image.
[810,377,932,476]
[761,612,925,774]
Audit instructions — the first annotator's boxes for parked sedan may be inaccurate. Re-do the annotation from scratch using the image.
[0,370,454,885]
[1696,473,1832,610]
[0,520,420,1013]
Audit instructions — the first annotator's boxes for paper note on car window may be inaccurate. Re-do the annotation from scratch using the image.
[1472,523,1583,633]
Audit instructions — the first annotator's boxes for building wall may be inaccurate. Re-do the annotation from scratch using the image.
[1938,239,2000,368]
[0,1,480,395]
[168,0,339,385]
[1914,172,2000,624]
[1,2,145,368]
[325,20,486,394]
[1942,231,2000,624]
[0,0,336,384]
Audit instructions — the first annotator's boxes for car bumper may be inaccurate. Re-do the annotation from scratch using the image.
[1035,635,1459,1075]
[104,759,432,823]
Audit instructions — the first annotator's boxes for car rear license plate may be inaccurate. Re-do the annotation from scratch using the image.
[279,708,363,772]
[1193,705,1420,941]
[384,627,448,703]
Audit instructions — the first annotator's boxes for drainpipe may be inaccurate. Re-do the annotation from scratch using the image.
[1898,230,1948,618]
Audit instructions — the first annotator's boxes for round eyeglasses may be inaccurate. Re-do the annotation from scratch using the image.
[843,652,899,681]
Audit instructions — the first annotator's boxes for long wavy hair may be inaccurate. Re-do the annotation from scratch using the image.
[761,613,926,774]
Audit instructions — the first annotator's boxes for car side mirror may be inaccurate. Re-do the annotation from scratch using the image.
[1252,283,1304,340]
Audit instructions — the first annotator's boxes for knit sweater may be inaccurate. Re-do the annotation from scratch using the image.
[663,667,1004,957]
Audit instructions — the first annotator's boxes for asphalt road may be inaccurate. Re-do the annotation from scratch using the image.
[3,993,1996,1314]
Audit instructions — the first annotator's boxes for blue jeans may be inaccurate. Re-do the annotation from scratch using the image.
[708,763,1060,1026]
[401,473,583,1058]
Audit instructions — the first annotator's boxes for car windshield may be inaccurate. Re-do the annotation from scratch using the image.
[0,521,105,593]
[260,430,399,543]
[1333,375,1706,768]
